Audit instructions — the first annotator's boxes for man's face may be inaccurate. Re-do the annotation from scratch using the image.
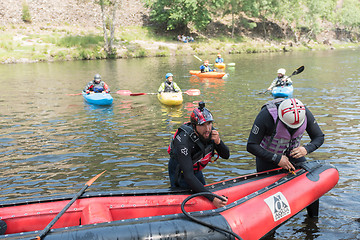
[195,121,213,141]
[167,76,173,82]
[204,61,209,66]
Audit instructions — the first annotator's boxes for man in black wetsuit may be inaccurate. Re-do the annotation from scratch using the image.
[247,98,324,217]
[168,102,230,208]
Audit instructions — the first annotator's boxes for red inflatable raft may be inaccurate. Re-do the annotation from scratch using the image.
[0,161,338,240]
[189,70,226,78]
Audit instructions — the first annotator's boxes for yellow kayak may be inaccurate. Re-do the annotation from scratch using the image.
[157,92,183,106]
[214,63,226,69]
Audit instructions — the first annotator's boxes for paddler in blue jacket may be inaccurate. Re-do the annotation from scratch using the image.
[83,74,110,94]
[168,102,230,208]
[215,53,224,63]
[200,60,215,73]
[246,98,324,217]
[158,73,181,93]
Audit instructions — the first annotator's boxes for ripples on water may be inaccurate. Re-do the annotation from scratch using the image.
[0,49,359,239]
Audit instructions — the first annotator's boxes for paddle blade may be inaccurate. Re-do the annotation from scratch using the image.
[116,90,132,96]
[130,93,147,96]
[86,170,106,186]
[292,66,305,76]
[184,89,201,96]
[66,93,82,96]
[227,63,236,66]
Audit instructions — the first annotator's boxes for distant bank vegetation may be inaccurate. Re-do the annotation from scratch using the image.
[1,0,359,63]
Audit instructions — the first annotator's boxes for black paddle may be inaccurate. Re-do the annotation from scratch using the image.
[257,65,305,94]
[33,171,106,240]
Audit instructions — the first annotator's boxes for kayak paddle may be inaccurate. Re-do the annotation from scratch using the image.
[33,171,106,240]
[257,65,305,94]
[66,93,83,96]
[117,89,201,96]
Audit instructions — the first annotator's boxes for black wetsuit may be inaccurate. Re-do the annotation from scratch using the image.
[168,123,230,200]
[247,105,324,217]
[247,106,324,172]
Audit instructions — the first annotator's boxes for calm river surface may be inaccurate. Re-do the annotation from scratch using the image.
[0,48,359,239]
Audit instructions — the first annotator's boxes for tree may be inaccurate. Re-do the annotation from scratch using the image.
[335,0,360,31]
[303,0,337,37]
[221,0,241,38]
[144,0,217,31]
[95,0,119,55]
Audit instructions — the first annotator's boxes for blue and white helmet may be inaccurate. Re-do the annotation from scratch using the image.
[165,73,173,79]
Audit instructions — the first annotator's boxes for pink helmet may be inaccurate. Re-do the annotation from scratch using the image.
[278,98,306,129]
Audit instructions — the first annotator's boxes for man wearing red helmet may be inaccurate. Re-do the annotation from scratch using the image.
[168,102,230,208]
[247,98,324,217]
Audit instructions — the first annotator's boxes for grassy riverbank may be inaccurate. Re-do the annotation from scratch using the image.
[1,24,360,64]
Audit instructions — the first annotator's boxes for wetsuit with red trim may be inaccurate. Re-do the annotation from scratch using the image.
[168,122,230,200]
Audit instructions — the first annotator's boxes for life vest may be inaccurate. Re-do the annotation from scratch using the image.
[168,122,215,171]
[203,66,211,72]
[89,81,106,92]
[164,81,175,92]
[275,76,290,87]
[94,86,104,93]
[260,99,307,155]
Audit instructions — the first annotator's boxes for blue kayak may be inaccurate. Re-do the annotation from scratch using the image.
[82,92,113,105]
[272,85,293,98]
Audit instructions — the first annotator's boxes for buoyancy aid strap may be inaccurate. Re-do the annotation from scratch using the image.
[262,99,283,150]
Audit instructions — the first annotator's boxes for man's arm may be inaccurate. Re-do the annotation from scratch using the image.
[173,82,181,92]
[158,82,165,93]
[246,108,282,165]
[303,108,325,154]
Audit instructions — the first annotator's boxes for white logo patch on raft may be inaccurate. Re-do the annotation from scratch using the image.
[181,147,188,156]
[264,192,291,222]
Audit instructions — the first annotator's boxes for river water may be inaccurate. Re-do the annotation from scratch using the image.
[0,48,359,239]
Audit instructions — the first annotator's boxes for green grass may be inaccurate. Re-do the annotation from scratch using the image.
[57,35,104,48]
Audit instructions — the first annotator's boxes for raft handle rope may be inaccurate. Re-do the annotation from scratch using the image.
[181,192,243,240]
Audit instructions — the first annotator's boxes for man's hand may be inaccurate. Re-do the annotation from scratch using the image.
[212,196,228,208]
[290,146,307,158]
[278,155,295,171]
[211,130,221,145]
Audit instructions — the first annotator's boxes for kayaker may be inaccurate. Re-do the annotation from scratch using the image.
[215,53,224,63]
[267,68,293,91]
[83,74,110,94]
[158,73,181,93]
[246,98,324,217]
[168,101,230,208]
[200,60,216,73]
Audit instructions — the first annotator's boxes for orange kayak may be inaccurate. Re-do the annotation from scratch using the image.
[189,70,226,78]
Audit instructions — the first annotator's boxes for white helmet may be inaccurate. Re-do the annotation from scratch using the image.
[277,68,286,75]
[278,98,306,129]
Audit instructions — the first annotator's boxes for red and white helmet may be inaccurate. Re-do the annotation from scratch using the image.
[278,98,306,129]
